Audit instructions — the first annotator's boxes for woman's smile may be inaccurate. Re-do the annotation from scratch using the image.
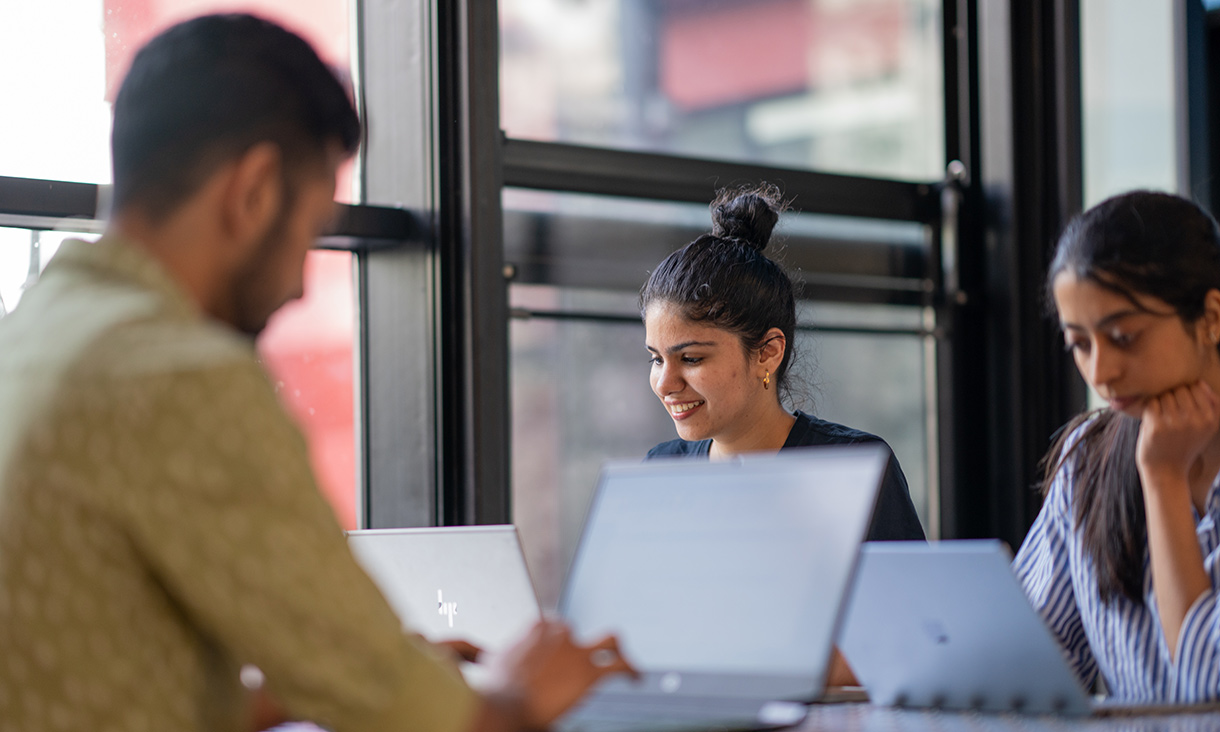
[666,399,705,419]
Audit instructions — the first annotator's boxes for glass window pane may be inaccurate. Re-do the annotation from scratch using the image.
[258,251,359,529]
[500,0,944,180]
[510,290,678,610]
[794,302,930,533]
[0,3,110,182]
[510,284,933,609]
[1081,0,1177,206]
[0,229,92,315]
[2,0,357,200]
[2,1,362,527]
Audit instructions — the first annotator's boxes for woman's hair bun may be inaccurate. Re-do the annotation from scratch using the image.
[710,183,785,252]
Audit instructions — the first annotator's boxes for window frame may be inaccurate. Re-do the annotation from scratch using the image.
[0,0,1100,551]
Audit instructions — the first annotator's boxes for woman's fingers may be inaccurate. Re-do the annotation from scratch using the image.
[1137,381,1220,485]
[1144,382,1217,429]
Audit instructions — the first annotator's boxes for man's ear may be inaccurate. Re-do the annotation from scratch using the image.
[219,142,283,253]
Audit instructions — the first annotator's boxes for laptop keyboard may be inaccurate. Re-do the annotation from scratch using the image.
[559,695,798,732]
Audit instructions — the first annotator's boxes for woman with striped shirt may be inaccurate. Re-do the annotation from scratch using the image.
[1015,190,1220,703]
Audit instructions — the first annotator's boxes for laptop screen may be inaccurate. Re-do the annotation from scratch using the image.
[559,446,885,682]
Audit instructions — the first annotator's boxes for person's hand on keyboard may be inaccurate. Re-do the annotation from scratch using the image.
[436,638,484,663]
[477,619,638,731]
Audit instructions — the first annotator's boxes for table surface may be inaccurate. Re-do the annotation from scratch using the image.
[267,702,1220,731]
[795,704,1220,732]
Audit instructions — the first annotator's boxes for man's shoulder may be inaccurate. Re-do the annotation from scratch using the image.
[91,315,256,379]
[0,276,262,447]
[2,246,256,386]
[0,298,268,473]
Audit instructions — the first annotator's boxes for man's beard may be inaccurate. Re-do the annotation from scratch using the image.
[226,201,294,338]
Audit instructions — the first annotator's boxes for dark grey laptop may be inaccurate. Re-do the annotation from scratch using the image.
[557,445,890,732]
[840,540,1220,716]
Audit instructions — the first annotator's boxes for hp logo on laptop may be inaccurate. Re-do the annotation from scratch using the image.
[437,590,458,627]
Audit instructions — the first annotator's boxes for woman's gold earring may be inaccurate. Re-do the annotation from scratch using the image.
[763,371,771,390]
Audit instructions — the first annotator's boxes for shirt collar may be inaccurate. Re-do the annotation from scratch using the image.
[48,236,199,321]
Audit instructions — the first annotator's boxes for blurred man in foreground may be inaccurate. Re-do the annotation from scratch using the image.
[0,14,630,732]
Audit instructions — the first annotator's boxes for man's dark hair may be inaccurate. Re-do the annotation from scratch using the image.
[111,13,362,219]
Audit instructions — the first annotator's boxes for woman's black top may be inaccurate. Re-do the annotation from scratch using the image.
[645,410,926,541]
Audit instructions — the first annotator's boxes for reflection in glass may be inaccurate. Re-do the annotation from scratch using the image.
[500,0,944,180]
[510,284,931,609]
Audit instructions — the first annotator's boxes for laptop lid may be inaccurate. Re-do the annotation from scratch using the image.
[558,445,888,702]
[347,526,542,654]
[839,540,1093,715]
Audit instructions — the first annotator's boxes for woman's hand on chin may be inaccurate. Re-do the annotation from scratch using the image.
[1136,380,1220,490]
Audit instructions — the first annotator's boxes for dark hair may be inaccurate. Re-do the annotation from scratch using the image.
[1042,190,1220,603]
[111,13,362,219]
[639,183,798,401]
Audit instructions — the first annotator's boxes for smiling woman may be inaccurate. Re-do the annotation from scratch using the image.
[638,184,924,544]
[1015,190,1220,705]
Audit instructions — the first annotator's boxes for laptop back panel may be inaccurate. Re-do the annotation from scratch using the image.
[840,540,1092,715]
[347,526,542,653]
[559,446,888,703]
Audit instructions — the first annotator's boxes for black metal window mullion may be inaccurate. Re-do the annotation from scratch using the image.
[0,175,424,252]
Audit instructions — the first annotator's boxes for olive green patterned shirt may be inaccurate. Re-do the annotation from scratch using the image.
[0,237,477,732]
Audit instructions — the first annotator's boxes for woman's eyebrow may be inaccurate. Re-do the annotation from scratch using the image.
[1061,309,1143,332]
[667,340,717,353]
[645,340,718,354]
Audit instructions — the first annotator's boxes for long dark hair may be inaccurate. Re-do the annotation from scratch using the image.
[1043,190,1220,603]
[639,184,798,402]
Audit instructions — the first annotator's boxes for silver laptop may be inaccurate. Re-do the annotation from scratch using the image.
[557,445,890,732]
[346,525,542,684]
[839,540,1219,716]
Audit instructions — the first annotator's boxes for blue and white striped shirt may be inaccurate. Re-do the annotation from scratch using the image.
[1014,450,1220,703]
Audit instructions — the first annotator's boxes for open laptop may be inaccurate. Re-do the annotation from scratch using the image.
[839,540,1220,716]
[346,525,542,686]
[556,445,891,732]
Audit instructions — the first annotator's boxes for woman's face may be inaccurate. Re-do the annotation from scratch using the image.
[644,303,772,443]
[1053,271,1220,418]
